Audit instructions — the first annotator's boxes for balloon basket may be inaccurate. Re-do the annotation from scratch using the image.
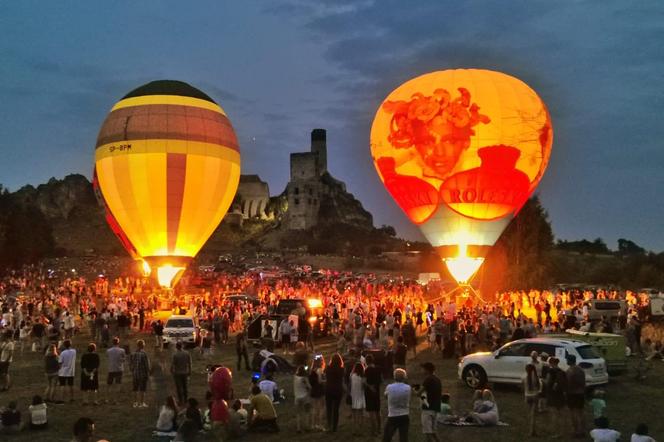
[448,284,487,304]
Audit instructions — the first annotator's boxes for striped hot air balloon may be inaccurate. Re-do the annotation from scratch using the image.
[94,80,241,287]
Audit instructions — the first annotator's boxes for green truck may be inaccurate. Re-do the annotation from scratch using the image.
[551,329,628,373]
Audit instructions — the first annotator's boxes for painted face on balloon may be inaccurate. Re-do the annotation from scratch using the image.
[371,70,552,225]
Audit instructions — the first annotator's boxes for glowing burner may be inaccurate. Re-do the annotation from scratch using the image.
[443,243,484,283]
[156,264,185,288]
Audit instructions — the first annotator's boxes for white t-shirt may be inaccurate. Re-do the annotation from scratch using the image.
[58,348,77,377]
[384,382,411,417]
[29,403,48,425]
[590,428,621,442]
[259,379,278,401]
[631,435,656,442]
[293,375,310,400]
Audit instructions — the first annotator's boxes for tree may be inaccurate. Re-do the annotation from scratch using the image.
[482,195,554,291]
[617,238,646,256]
[378,225,397,237]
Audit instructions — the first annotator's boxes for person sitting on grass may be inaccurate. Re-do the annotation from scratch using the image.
[28,395,48,430]
[156,396,179,432]
[71,417,96,442]
[258,373,283,403]
[468,389,499,426]
[631,423,656,442]
[182,398,204,433]
[248,385,279,432]
[226,399,248,439]
[437,393,455,424]
[589,416,620,442]
[1,400,21,433]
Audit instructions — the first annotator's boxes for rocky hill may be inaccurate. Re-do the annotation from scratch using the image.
[6,174,402,257]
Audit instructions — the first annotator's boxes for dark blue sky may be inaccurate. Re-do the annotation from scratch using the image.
[1,1,663,250]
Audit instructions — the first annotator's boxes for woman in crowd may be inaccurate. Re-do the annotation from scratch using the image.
[80,343,100,405]
[469,389,499,426]
[156,396,179,432]
[293,365,311,433]
[309,354,326,431]
[28,395,48,430]
[43,343,59,402]
[324,353,345,432]
[523,363,541,436]
[349,361,366,434]
[363,354,382,436]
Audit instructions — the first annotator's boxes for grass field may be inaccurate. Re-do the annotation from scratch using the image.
[2,330,662,441]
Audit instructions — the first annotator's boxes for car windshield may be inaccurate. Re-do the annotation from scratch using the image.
[576,345,601,359]
[593,302,620,310]
[166,319,193,328]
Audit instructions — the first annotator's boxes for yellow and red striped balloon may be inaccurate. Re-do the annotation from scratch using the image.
[94,80,241,286]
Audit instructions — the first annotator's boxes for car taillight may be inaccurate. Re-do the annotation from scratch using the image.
[579,362,593,369]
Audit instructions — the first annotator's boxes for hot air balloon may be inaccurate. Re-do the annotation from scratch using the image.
[371,69,552,289]
[94,80,241,287]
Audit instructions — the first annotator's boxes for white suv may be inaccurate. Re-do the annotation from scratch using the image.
[458,337,609,389]
[162,315,198,348]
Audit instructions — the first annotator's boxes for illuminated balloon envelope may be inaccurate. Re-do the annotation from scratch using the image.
[371,69,553,283]
[94,80,241,287]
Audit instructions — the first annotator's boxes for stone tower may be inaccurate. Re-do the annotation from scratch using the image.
[310,128,327,174]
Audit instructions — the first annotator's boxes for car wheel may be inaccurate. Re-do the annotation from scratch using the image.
[462,365,487,389]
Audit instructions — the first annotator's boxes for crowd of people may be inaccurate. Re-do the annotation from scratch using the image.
[0,262,660,441]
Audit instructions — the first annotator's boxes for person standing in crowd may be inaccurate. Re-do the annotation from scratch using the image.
[236,330,251,371]
[393,336,407,368]
[56,339,76,404]
[44,344,60,402]
[590,389,607,426]
[349,361,366,435]
[0,330,15,392]
[309,354,326,431]
[279,319,291,355]
[152,320,164,350]
[171,341,192,406]
[415,362,441,442]
[383,368,411,442]
[566,354,586,438]
[130,339,150,408]
[364,354,382,437]
[324,353,345,432]
[523,363,541,436]
[546,357,567,438]
[293,365,311,433]
[105,337,125,404]
[80,343,100,405]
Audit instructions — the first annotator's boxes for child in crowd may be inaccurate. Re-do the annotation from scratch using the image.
[590,390,606,426]
[436,393,456,424]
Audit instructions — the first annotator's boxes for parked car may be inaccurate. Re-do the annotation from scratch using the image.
[458,337,609,389]
[584,299,627,322]
[162,315,199,348]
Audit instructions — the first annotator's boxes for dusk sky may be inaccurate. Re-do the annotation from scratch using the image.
[1,1,663,250]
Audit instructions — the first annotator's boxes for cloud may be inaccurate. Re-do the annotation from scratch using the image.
[263,0,664,249]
